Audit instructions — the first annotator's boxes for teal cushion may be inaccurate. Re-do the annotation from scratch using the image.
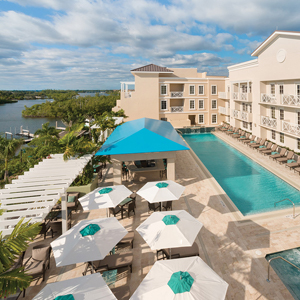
[54,295,74,300]
[240,136,245,138]
[156,182,169,188]
[287,159,296,163]
[80,224,100,237]
[250,141,255,143]
[168,271,194,294]
[233,132,239,134]
[67,196,75,203]
[271,152,279,155]
[259,145,266,148]
[99,187,113,194]
[162,215,179,225]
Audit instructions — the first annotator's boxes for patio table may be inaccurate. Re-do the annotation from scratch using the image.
[119,197,133,219]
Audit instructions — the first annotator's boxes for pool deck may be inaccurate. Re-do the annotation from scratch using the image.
[22,133,300,300]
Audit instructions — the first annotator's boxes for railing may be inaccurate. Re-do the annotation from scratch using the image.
[281,94,300,106]
[218,92,229,99]
[218,106,229,115]
[241,111,249,121]
[267,256,300,282]
[170,106,184,113]
[240,93,252,102]
[261,116,277,129]
[274,198,295,219]
[170,92,183,98]
[124,92,131,98]
[233,109,239,118]
[282,121,300,137]
[261,94,277,104]
[233,92,239,100]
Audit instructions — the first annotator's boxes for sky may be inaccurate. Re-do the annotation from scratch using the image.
[0,0,300,90]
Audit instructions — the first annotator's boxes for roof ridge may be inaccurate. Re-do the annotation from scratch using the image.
[131,64,173,72]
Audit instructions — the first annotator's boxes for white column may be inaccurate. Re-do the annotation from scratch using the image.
[167,157,175,181]
[61,192,68,234]
[112,158,122,185]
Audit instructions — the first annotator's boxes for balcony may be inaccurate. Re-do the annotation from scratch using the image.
[233,110,252,122]
[260,94,277,104]
[233,92,239,100]
[170,106,184,113]
[282,121,300,137]
[218,106,229,115]
[218,92,229,99]
[233,109,239,118]
[124,92,132,98]
[260,116,277,129]
[170,92,184,98]
[281,95,300,107]
[232,92,252,102]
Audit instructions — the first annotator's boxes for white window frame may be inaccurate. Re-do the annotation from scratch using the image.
[296,83,300,96]
[279,84,284,95]
[297,138,300,151]
[280,108,284,120]
[280,132,284,144]
[189,85,195,95]
[211,114,217,124]
[211,99,217,110]
[271,107,276,119]
[211,85,217,95]
[160,84,167,96]
[198,85,204,95]
[160,99,167,111]
[198,114,204,124]
[270,83,275,96]
[271,130,276,141]
[189,99,195,110]
[198,99,204,110]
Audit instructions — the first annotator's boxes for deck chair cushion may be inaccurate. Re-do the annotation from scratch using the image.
[32,246,49,261]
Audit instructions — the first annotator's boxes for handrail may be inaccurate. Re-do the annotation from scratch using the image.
[267,256,300,282]
[176,129,183,135]
[274,198,295,219]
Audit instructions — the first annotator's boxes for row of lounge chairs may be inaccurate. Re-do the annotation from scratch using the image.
[218,124,300,174]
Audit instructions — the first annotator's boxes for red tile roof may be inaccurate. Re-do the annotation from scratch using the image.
[131,64,173,72]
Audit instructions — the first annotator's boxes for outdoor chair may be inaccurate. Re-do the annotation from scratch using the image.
[116,231,134,249]
[243,135,256,144]
[84,252,134,275]
[249,138,264,148]
[261,144,277,155]
[126,202,135,218]
[276,151,294,164]
[286,156,300,169]
[270,148,287,160]
[66,192,80,212]
[238,133,250,142]
[232,130,245,139]
[226,127,236,135]
[294,167,300,175]
[109,206,122,218]
[129,192,137,208]
[257,141,272,152]
[111,286,130,300]
[38,220,51,239]
[148,202,161,213]
[157,242,199,260]
[162,201,172,211]
[49,220,71,238]
[219,124,229,131]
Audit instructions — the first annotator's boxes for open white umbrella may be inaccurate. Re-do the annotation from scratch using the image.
[33,273,116,300]
[130,256,228,300]
[137,180,185,203]
[51,217,127,267]
[136,210,203,250]
[78,185,132,211]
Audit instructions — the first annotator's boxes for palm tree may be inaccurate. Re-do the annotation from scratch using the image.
[0,218,41,298]
[34,122,59,146]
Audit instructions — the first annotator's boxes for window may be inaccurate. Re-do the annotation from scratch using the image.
[271,107,275,119]
[198,99,204,109]
[227,116,230,122]
[242,85,247,93]
[243,121,248,129]
[161,100,167,110]
[211,114,217,124]
[211,99,217,109]
[297,84,300,96]
[161,85,167,95]
[249,123,252,131]
[211,85,217,95]
[272,130,276,140]
[249,84,252,93]
[279,85,284,94]
[298,138,300,150]
[280,133,284,143]
[249,104,252,113]
[198,85,204,95]
[270,84,275,95]
[189,99,195,110]
[280,109,284,120]
[198,114,204,124]
[227,86,230,93]
[189,85,195,95]
[298,112,300,125]
[161,118,167,121]
[242,103,246,111]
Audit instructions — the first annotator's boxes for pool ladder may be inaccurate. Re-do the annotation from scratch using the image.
[274,198,295,219]
[267,256,300,282]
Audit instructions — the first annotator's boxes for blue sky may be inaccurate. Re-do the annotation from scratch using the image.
[0,0,300,90]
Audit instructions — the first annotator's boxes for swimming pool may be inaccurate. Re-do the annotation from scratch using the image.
[183,133,300,216]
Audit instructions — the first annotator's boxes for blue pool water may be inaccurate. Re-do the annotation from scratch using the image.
[266,248,300,299]
[183,133,300,215]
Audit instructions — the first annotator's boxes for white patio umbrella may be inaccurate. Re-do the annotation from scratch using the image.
[51,217,127,267]
[137,180,185,203]
[78,185,132,211]
[136,210,203,250]
[130,256,229,300]
[33,273,116,300]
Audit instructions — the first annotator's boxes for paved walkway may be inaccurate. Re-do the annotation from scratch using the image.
[23,134,300,299]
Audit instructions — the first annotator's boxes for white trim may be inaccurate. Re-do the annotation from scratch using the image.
[160,84,168,96]
[160,99,168,111]
[198,85,204,95]
[189,99,195,110]
[160,96,208,99]
[211,85,217,95]
[159,78,226,82]
[189,85,195,95]
[198,99,204,110]
[211,99,217,110]
[228,59,259,72]
[198,114,204,124]
[132,71,173,74]
[211,113,217,124]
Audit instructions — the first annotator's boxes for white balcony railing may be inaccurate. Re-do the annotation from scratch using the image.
[170,92,184,98]
[233,109,239,118]
[240,93,252,102]
[282,121,300,137]
[261,94,277,104]
[218,92,229,99]
[170,106,184,113]
[261,116,277,129]
[233,92,239,100]
[218,106,229,115]
[125,92,132,98]
[281,95,300,106]
[241,111,249,121]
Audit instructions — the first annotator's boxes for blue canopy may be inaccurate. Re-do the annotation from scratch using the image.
[95,118,189,156]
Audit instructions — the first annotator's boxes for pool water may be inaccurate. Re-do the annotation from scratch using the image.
[183,133,300,215]
[266,248,300,299]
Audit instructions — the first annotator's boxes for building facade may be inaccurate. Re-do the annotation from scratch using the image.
[224,31,300,152]
[113,64,226,128]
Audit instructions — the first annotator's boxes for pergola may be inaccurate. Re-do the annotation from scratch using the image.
[0,153,92,235]
[95,118,189,184]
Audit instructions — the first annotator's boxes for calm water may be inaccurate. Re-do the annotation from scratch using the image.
[0,99,64,137]
[183,133,300,215]
[76,92,108,98]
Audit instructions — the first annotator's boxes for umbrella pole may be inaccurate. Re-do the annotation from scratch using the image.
[169,248,171,260]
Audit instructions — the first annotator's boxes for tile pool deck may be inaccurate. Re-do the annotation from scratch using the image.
[22,132,300,300]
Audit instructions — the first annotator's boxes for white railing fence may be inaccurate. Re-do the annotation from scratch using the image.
[261,116,277,128]
[261,94,277,104]
[233,92,239,100]
[170,92,183,98]
[171,106,184,113]
[282,121,300,137]
[281,95,300,106]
